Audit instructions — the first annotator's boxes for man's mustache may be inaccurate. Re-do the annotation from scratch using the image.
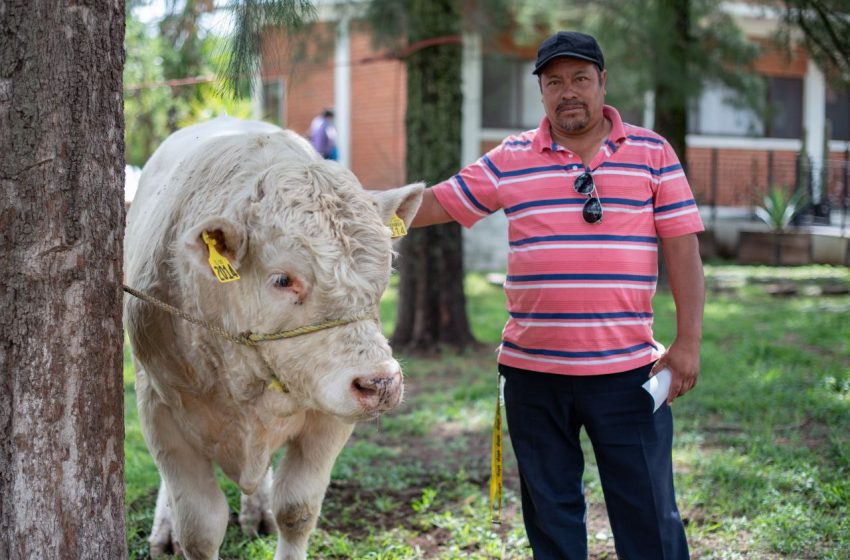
[556,101,587,112]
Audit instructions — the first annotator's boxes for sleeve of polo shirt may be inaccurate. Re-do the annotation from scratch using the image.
[653,140,704,238]
[431,149,501,228]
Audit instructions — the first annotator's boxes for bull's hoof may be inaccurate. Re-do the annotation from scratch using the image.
[239,510,277,537]
[149,536,181,559]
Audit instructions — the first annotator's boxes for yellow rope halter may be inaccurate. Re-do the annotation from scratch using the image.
[122,284,376,392]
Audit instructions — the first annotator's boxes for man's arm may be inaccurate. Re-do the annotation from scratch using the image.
[653,233,705,404]
[411,188,455,228]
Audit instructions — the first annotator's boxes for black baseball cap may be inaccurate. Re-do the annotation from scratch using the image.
[532,31,605,75]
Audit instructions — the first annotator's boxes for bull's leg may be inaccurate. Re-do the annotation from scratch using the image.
[139,391,229,560]
[271,412,354,560]
[149,479,177,557]
[239,468,276,536]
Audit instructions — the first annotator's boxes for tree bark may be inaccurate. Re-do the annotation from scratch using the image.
[652,0,691,173]
[0,1,127,558]
[391,0,475,352]
[651,0,692,289]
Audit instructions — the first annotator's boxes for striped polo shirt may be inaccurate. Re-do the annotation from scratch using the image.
[432,106,704,375]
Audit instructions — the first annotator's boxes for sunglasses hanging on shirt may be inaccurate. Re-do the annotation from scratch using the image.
[573,171,603,224]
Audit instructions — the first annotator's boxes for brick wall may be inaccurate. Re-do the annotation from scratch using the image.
[349,22,407,189]
[262,23,337,136]
[688,148,850,207]
[753,40,808,78]
[261,23,406,190]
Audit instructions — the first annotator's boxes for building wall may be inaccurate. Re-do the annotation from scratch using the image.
[753,40,808,77]
[348,22,407,189]
[261,23,407,190]
[262,23,337,136]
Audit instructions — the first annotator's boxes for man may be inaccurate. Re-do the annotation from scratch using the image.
[309,108,337,160]
[412,31,704,559]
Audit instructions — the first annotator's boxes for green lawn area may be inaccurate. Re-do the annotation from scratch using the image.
[124,264,850,559]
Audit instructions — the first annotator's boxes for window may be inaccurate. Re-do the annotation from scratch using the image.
[689,82,763,136]
[481,55,543,129]
[826,88,850,141]
[765,77,803,139]
[689,77,803,139]
[262,79,284,125]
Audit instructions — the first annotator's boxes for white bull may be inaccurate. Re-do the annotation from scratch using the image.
[123,116,423,560]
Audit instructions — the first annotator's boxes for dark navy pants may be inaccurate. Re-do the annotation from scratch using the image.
[499,363,689,560]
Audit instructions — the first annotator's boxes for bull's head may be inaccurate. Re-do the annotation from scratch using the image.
[179,160,423,422]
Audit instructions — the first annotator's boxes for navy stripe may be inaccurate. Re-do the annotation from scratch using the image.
[654,199,696,213]
[604,197,654,207]
[510,234,657,247]
[502,340,656,358]
[598,161,683,176]
[504,139,532,147]
[627,135,664,144]
[506,273,658,283]
[482,155,502,178]
[509,311,653,319]
[504,196,652,214]
[455,175,491,214]
[482,155,584,179]
[604,139,618,152]
[504,198,583,214]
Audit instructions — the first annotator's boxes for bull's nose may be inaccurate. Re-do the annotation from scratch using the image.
[351,368,402,411]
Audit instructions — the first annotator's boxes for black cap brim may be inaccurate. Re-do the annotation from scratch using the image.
[532,52,603,75]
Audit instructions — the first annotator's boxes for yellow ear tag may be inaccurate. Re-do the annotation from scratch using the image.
[388,214,408,239]
[202,231,241,284]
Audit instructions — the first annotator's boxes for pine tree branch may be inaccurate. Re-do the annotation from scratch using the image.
[789,5,842,70]
[219,0,316,98]
[809,0,850,69]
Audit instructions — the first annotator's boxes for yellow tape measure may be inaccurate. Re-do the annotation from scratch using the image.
[202,231,241,283]
[490,373,503,524]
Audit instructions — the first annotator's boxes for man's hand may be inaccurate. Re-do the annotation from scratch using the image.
[650,340,700,404]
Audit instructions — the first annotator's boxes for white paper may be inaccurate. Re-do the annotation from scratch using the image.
[642,368,671,412]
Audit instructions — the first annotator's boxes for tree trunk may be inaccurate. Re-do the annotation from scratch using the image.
[652,0,691,289]
[392,0,475,352]
[0,1,127,558]
[652,0,691,172]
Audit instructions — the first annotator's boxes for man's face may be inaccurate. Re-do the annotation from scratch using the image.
[539,58,607,135]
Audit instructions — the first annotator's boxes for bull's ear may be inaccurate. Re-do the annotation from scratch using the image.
[181,217,248,278]
[370,182,425,228]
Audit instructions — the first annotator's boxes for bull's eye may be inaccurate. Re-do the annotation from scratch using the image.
[272,274,292,289]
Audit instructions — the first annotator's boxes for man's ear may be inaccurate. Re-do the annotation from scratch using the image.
[370,182,425,228]
[181,217,248,279]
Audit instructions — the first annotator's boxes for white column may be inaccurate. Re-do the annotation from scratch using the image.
[643,90,655,131]
[334,15,352,168]
[461,32,482,166]
[803,60,826,201]
[251,72,263,120]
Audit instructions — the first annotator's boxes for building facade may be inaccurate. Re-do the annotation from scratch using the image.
[257,2,850,268]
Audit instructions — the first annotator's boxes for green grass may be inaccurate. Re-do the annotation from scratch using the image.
[124,266,850,559]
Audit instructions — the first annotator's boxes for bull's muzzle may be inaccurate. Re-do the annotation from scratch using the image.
[351,368,403,413]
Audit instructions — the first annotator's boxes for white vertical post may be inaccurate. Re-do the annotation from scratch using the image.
[461,32,482,166]
[803,60,826,201]
[643,90,655,131]
[251,72,263,120]
[334,15,352,168]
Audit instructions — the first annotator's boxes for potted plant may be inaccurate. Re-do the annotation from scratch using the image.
[738,187,811,265]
